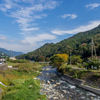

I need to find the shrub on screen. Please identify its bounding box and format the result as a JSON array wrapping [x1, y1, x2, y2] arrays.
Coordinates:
[[7, 59, 29, 63], [77, 63, 82, 68]]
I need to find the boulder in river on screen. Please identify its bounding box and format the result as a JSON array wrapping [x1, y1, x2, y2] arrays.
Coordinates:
[[50, 79, 54, 82], [47, 80, 50, 84], [56, 82, 61, 85]]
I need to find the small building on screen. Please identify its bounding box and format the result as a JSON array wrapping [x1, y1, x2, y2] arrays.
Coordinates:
[[9, 57, 16, 60]]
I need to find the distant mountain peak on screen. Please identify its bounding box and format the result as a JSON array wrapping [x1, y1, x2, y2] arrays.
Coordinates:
[[0, 47, 24, 56]]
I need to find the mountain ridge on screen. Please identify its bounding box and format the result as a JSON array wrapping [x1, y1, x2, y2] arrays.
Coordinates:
[[18, 25, 100, 61], [0, 47, 24, 57]]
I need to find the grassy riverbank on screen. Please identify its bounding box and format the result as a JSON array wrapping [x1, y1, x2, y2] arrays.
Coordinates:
[[58, 64, 100, 89], [0, 61, 46, 100]]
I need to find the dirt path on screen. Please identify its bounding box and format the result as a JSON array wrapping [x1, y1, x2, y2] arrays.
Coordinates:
[[71, 66, 86, 70]]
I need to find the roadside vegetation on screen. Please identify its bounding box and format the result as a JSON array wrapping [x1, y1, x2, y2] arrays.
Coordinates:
[[0, 60, 46, 100]]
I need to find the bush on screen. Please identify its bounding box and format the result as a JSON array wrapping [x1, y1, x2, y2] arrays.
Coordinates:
[[83, 62, 87, 67], [58, 64, 72, 73], [69, 55, 83, 65], [77, 63, 83, 68], [7, 59, 29, 63]]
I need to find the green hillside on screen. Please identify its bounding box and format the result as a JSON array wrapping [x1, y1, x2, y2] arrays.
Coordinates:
[[18, 25, 100, 61]]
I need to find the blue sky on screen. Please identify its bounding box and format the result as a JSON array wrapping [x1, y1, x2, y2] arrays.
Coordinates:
[[0, 0, 100, 53]]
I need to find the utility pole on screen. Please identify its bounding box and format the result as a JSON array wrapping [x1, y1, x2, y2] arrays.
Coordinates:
[[70, 51, 71, 67], [91, 38, 97, 59], [93, 40, 97, 59], [11, 50, 12, 57], [92, 38, 93, 59]]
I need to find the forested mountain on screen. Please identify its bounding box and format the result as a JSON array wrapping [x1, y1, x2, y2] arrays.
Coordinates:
[[18, 25, 100, 61], [0, 48, 24, 57]]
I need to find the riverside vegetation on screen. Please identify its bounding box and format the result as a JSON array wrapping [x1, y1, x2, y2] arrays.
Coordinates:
[[0, 59, 46, 100], [50, 54, 100, 89], [58, 64, 100, 88]]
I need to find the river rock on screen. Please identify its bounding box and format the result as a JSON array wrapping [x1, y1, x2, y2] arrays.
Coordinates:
[[56, 82, 61, 85], [47, 80, 50, 84], [53, 97, 58, 99], [46, 73, 49, 75], [62, 90, 67, 93], [50, 79, 54, 82], [90, 97, 94, 100], [34, 78, 40, 80]]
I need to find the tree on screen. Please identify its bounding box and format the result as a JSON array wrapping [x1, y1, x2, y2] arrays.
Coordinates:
[[50, 55, 65, 68], [37, 56, 45, 62], [56, 54, 69, 62], [50, 54, 68, 68], [45, 57, 50, 62], [70, 55, 83, 65]]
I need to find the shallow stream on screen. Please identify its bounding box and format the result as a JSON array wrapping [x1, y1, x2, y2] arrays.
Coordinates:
[[37, 66, 100, 100]]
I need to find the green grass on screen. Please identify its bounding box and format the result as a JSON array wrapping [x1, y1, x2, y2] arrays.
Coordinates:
[[0, 62, 46, 100], [2, 79, 46, 100], [7, 61, 20, 66]]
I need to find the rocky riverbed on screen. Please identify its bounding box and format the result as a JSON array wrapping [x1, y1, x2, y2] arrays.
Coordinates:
[[37, 66, 100, 100]]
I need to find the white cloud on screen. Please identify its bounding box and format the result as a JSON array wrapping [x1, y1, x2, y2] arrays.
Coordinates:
[[19, 40, 30, 45], [85, 3, 100, 10], [0, 36, 7, 41], [0, 33, 57, 53], [61, 13, 77, 19], [0, 0, 59, 30], [51, 20, 100, 35], [21, 27, 39, 31], [10, 40, 14, 42], [0, 0, 18, 12], [0, 0, 59, 53], [25, 34, 56, 44], [44, 1, 59, 9], [0, 5, 7, 12]]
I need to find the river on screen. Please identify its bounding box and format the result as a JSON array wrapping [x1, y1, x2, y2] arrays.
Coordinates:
[[37, 66, 100, 100]]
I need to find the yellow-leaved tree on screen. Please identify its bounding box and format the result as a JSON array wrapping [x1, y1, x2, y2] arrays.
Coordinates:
[[50, 54, 69, 68], [56, 54, 69, 62]]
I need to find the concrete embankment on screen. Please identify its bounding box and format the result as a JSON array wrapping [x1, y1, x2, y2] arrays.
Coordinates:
[[0, 63, 8, 70], [61, 74, 100, 96]]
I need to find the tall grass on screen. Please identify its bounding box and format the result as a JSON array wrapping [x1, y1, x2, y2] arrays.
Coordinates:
[[2, 79, 46, 100], [0, 62, 46, 100]]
